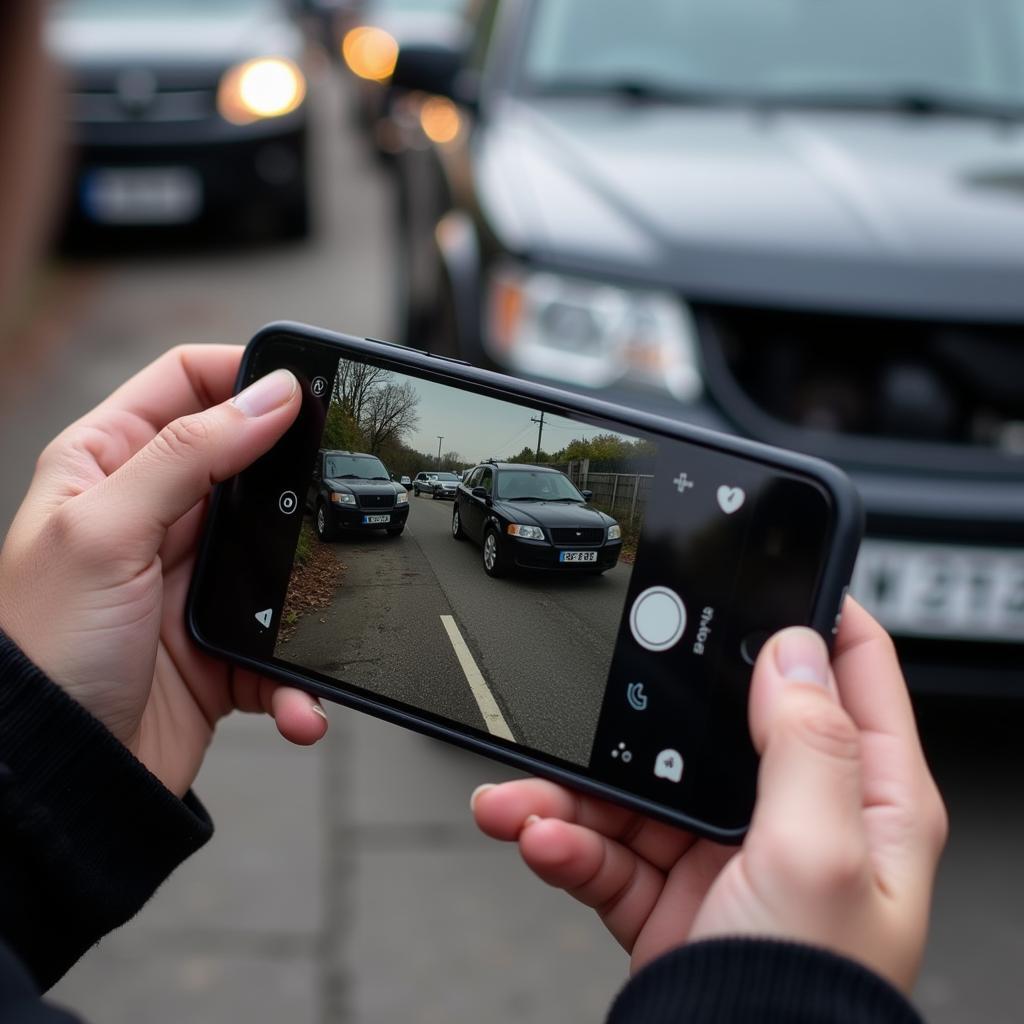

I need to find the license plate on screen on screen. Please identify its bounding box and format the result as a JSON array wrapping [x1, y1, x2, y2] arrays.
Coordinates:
[[560, 550, 598, 563], [81, 167, 202, 225], [363, 514, 391, 524], [850, 539, 1024, 642]]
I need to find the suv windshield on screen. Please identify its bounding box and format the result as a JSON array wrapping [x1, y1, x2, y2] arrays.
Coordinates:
[[522, 0, 1024, 110], [435, 473, 460, 481], [325, 455, 390, 480], [496, 469, 585, 502]]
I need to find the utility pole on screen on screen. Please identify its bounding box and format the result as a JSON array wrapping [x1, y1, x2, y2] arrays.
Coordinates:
[[531, 412, 545, 461], [437, 435, 444, 468]]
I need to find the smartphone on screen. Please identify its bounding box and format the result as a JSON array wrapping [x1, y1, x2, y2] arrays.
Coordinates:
[[187, 323, 863, 841]]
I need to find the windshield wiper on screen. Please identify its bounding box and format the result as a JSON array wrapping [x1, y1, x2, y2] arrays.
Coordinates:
[[534, 77, 735, 106], [755, 88, 1024, 122]]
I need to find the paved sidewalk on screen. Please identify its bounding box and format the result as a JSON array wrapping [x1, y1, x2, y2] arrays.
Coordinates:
[[48, 711, 625, 1024]]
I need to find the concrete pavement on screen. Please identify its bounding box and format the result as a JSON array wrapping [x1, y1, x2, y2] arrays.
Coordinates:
[[284, 494, 628, 764]]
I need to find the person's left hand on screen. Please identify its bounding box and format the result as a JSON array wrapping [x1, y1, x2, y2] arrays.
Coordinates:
[[0, 345, 327, 798]]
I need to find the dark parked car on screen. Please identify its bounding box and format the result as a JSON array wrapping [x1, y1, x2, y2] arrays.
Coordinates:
[[452, 462, 621, 578], [393, 0, 1024, 691], [48, 0, 313, 239], [308, 450, 410, 539]]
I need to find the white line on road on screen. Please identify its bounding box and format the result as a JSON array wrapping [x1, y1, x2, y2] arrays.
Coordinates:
[[439, 615, 516, 742]]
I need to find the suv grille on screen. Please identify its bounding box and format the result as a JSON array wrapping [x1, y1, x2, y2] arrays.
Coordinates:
[[67, 68, 221, 125], [697, 304, 1024, 472], [358, 494, 395, 510], [550, 527, 605, 546]]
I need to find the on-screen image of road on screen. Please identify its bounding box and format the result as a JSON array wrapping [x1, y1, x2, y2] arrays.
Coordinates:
[[274, 358, 653, 766]]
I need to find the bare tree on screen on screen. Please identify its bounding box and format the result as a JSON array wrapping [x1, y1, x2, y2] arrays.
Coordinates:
[[325, 359, 420, 455]]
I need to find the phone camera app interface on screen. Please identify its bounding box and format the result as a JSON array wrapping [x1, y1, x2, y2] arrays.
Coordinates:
[[272, 355, 655, 767], [267, 352, 829, 824]]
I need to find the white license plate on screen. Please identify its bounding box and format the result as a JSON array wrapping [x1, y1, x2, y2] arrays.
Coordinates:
[[850, 539, 1024, 642], [363, 514, 391, 524], [560, 550, 598, 563], [82, 167, 202, 225]]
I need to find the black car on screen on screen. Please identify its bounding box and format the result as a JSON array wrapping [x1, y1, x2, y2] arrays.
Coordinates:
[[391, 0, 1024, 693], [308, 450, 410, 540], [452, 463, 622, 578], [48, 0, 313, 239]]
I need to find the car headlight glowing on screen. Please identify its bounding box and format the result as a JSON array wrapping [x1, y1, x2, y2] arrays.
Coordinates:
[[486, 265, 702, 402], [607, 524, 622, 540], [218, 57, 306, 125], [420, 96, 461, 144], [342, 25, 399, 82], [507, 523, 545, 541], [330, 492, 357, 506], [396, 491, 409, 505]]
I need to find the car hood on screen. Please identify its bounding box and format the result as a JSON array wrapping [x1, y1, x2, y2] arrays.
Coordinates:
[[47, 3, 303, 66], [496, 500, 612, 529], [481, 97, 1024, 319], [328, 480, 400, 494]]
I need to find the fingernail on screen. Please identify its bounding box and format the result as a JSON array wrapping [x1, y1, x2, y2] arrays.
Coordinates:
[[523, 814, 541, 829], [470, 783, 495, 812], [231, 369, 297, 418], [774, 627, 829, 687], [310, 703, 328, 723]]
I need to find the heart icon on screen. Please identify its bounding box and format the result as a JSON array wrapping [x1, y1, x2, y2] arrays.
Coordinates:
[[716, 485, 745, 515]]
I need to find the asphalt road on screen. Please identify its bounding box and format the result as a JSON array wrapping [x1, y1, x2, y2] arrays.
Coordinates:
[[282, 494, 631, 765], [0, 62, 1022, 1024]]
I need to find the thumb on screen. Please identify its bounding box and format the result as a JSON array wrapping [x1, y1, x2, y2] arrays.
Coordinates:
[[746, 627, 869, 878], [78, 368, 300, 558]]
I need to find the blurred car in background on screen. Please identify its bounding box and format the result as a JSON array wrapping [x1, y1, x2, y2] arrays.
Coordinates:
[[49, 0, 315, 239], [336, 0, 468, 155], [392, 0, 1024, 693]]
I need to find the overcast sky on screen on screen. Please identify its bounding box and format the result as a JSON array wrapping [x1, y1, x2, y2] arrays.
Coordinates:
[[387, 366, 638, 462]]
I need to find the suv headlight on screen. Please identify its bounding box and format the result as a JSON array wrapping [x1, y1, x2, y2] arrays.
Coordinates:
[[330, 492, 357, 506], [486, 265, 702, 402], [396, 491, 409, 505], [507, 523, 545, 541], [607, 524, 622, 540], [217, 56, 306, 126]]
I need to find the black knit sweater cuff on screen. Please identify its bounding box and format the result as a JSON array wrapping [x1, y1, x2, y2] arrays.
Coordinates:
[[0, 630, 213, 989], [608, 937, 924, 1024]]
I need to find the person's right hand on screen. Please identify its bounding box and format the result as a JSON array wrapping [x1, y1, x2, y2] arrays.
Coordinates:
[[473, 600, 948, 994]]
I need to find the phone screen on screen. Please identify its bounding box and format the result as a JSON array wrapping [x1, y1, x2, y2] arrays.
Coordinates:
[[192, 333, 840, 834]]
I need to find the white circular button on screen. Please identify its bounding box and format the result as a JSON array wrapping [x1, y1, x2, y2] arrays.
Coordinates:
[[629, 586, 687, 652], [279, 490, 298, 514]]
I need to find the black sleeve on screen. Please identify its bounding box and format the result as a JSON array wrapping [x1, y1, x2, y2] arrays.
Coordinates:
[[0, 941, 83, 1024], [608, 938, 925, 1024], [0, 631, 214, 991]]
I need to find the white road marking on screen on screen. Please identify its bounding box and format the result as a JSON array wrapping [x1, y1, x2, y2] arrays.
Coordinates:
[[440, 615, 516, 742]]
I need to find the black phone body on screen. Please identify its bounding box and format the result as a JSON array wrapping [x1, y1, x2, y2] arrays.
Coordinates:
[[188, 323, 863, 842]]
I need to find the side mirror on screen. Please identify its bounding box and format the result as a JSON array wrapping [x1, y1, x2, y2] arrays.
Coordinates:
[[582, 489, 594, 501], [390, 41, 466, 100], [471, 486, 488, 499]]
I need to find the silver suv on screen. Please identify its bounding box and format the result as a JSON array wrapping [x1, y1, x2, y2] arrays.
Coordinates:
[[413, 471, 460, 499]]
